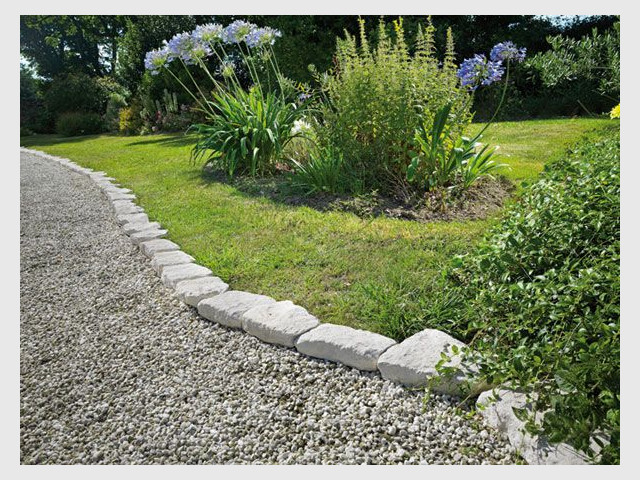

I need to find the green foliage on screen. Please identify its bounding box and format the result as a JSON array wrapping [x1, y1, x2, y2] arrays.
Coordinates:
[[104, 93, 127, 132], [451, 127, 620, 464], [44, 73, 103, 118], [288, 145, 352, 195], [55, 111, 103, 137], [43, 72, 128, 121], [191, 86, 305, 176], [407, 103, 507, 192], [20, 65, 53, 133], [20, 15, 126, 78], [317, 18, 471, 194], [527, 24, 619, 102]]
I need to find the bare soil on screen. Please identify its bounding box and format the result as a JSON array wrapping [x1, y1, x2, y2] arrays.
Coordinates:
[[202, 168, 515, 223]]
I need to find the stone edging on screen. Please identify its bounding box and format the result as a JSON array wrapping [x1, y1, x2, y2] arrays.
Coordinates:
[[20, 147, 593, 465]]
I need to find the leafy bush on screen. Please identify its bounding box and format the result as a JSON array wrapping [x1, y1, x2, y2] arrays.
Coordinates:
[[44, 73, 127, 120], [104, 93, 128, 132], [451, 127, 620, 464], [20, 66, 53, 133], [56, 111, 103, 137], [316, 18, 471, 194]]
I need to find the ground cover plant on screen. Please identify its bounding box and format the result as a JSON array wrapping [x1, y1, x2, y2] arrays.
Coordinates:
[[448, 125, 620, 464]]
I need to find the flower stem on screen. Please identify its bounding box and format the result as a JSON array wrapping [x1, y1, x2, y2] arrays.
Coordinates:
[[471, 60, 510, 142]]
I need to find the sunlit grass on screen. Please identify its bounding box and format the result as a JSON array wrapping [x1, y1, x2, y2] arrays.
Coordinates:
[[21, 117, 610, 337]]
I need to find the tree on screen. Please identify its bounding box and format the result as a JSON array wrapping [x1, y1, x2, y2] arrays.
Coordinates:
[[20, 15, 126, 79]]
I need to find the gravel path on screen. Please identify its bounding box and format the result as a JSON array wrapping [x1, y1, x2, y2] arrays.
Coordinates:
[[19, 151, 518, 465]]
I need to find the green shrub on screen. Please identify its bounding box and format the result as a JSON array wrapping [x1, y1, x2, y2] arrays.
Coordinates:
[[451, 127, 620, 464], [56, 111, 103, 137], [104, 93, 128, 132], [316, 18, 471, 194], [44, 73, 103, 118]]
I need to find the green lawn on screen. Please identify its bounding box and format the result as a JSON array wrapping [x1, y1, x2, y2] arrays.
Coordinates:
[[20, 117, 611, 339]]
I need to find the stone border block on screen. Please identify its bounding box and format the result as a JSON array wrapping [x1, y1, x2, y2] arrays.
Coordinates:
[[377, 329, 489, 396], [129, 228, 168, 245], [294, 324, 395, 371], [150, 250, 195, 274], [116, 212, 149, 226], [197, 291, 275, 329], [175, 276, 229, 307], [122, 221, 161, 235], [161, 263, 212, 288], [113, 201, 143, 216], [242, 300, 320, 348], [139, 238, 181, 258], [476, 388, 594, 465], [107, 192, 136, 201]]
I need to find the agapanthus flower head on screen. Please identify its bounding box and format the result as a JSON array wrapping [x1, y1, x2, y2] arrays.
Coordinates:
[[457, 54, 505, 91], [291, 119, 313, 135], [490, 41, 526, 63], [144, 47, 171, 75], [193, 23, 224, 44], [221, 20, 257, 44], [298, 92, 312, 103], [166, 31, 211, 65], [245, 27, 282, 48], [219, 58, 236, 79]]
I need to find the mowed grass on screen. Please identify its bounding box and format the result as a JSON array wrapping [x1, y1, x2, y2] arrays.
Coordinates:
[[469, 117, 611, 183], [20, 117, 611, 339]]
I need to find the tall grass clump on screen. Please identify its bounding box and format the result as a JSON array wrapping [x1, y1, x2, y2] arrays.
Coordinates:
[[313, 18, 471, 194]]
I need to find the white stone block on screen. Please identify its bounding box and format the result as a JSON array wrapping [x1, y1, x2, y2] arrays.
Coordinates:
[[122, 221, 161, 235], [242, 301, 320, 348], [116, 212, 149, 226], [113, 201, 143, 215], [477, 388, 596, 465], [197, 291, 275, 328], [377, 329, 488, 396], [175, 276, 229, 307], [295, 324, 395, 371], [129, 228, 167, 245], [139, 239, 180, 257], [161, 263, 212, 288], [150, 250, 195, 274]]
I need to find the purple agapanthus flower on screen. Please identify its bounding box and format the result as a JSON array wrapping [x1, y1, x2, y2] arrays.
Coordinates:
[[490, 41, 526, 63], [245, 27, 282, 48], [144, 47, 171, 75], [166, 31, 212, 65], [298, 92, 312, 102], [221, 20, 257, 44], [457, 54, 505, 90], [193, 23, 224, 44]]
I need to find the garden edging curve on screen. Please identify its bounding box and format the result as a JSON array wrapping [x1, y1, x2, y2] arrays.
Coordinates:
[[20, 147, 593, 465]]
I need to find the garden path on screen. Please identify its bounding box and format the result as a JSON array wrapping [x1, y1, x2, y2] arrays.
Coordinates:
[[19, 151, 517, 465]]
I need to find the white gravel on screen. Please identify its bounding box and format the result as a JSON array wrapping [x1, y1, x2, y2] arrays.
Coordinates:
[[19, 151, 519, 465]]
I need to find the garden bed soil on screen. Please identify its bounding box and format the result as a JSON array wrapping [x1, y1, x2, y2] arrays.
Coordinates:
[[202, 168, 515, 223]]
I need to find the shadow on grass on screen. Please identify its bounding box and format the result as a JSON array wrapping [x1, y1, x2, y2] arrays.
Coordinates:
[[124, 133, 197, 148], [20, 133, 106, 147], [197, 165, 514, 223]]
